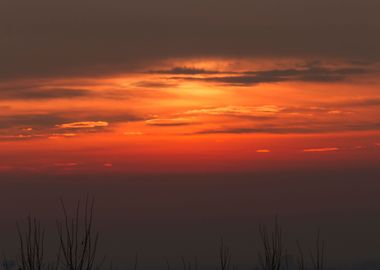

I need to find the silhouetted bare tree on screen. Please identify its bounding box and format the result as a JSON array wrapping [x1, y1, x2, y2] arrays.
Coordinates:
[[296, 241, 306, 270], [17, 216, 45, 270], [310, 231, 325, 270], [258, 217, 285, 270], [219, 237, 231, 270], [57, 197, 102, 270], [180, 256, 198, 270]]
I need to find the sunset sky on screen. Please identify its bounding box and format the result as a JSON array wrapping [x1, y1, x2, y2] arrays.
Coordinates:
[[1, 60, 380, 174], [1, 0, 380, 174], [1, 0, 380, 268], [1, 55, 380, 173]]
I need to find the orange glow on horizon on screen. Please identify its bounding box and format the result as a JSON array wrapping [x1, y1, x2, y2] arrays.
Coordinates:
[[0, 58, 379, 174]]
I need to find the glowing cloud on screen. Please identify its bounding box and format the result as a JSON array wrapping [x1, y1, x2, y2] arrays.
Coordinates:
[[0, 134, 34, 140], [183, 105, 282, 116], [303, 147, 339, 152], [145, 118, 194, 126], [57, 121, 109, 129], [256, 149, 271, 153], [327, 110, 343, 115], [48, 133, 77, 140]]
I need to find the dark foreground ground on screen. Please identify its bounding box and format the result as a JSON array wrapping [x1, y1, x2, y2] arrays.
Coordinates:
[[1, 167, 380, 270]]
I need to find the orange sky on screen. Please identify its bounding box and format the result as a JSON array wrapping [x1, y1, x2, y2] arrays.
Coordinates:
[[1, 58, 379, 174]]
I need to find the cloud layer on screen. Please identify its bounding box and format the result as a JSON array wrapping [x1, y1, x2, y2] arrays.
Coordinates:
[[1, 0, 380, 79], [158, 65, 369, 86]]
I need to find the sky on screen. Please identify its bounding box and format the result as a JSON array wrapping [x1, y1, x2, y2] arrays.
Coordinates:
[[0, 56, 379, 173], [1, 0, 380, 268]]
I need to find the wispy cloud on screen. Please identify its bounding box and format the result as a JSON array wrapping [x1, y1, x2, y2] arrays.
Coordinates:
[[185, 75, 285, 85], [47, 133, 77, 139], [0, 110, 146, 141], [150, 67, 221, 75], [56, 121, 109, 129], [0, 134, 36, 141], [0, 83, 93, 100], [302, 147, 339, 152], [133, 81, 178, 88], [183, 105, 282, 117], [192, 121, 380, 135], [194, 127, 314, 135], [256, 149, 271, 153], [145, 117, 195, 126], [161, 65, 369, 86], [0, 114, 64, 129]]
